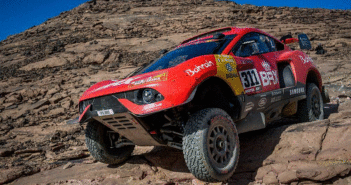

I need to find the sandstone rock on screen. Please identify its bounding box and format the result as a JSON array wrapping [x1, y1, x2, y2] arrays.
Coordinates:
[[47, 108, 65, 117], [5, 104, 18, 110], [49, 94, 66, 104], [103, 52, 121, 67], [0, 98, 5, 104], [83, 52, 108, 64], [19, 88, 40, 99], [47, 88, 60, 96], [62, 162, 75, 169], [5, 93, 21, 103], [29, 99, 50, 110], [192, 179, 221, 185], [61, 99, 72, 110], [277, 170, 298, 184], [14, 148, 43, 155], [263, 120, 330, 164], [57, 148, 89, 160], [45, 151, 56, 160], [0, 167, 24, 184], [12, 117, 27, 128], [20, 56, 68, 71], [262, 171, 279, 185], [0, 148, 14, 157]]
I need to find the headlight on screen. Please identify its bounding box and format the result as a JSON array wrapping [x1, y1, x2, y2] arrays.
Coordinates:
[[142, 89, 154, 103], [124, 88, 164, 105]]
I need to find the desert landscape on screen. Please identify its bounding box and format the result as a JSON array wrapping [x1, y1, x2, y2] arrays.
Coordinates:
[[0, 0, 351, 184]]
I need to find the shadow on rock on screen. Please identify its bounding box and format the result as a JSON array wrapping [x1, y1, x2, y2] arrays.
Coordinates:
[[235, 125, 288, 173]]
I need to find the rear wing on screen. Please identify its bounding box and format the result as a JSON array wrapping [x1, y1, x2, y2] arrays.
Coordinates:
[[280, 33, 311, 50]]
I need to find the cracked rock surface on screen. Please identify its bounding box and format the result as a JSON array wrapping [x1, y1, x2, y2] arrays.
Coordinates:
[[0, 0, 351, 184]]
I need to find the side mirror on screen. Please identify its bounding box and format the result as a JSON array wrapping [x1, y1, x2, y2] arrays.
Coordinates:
[[298, 34, 312, 50]]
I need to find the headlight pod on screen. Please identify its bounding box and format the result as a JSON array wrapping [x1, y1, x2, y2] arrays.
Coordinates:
[[124, 88, 164, 105]]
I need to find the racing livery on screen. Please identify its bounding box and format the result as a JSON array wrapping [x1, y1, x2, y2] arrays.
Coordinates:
[[78, 27, 329, 182]]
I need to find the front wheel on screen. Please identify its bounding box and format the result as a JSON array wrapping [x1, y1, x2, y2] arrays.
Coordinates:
[[297, 83, 324, 122], [182, 108, 239, 182], [85, 121, 135, 164]]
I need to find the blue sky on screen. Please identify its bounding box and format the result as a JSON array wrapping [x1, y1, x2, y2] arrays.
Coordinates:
[[0, 0, 87, 41], [0, 0, 350, 42]]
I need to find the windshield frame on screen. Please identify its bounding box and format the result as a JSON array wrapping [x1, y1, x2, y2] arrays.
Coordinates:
[[129, 34, 237, 77]]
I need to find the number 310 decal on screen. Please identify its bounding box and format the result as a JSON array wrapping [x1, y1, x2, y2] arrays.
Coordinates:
[[239, 69, 261, 89]]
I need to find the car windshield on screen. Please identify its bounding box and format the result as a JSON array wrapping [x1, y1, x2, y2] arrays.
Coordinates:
[[134, 35, 236, 75]]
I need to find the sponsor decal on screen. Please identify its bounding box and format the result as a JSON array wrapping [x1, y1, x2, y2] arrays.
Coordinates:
[[97, 109, 114, 116], [258, 98, 267, 107], [239, 69, 261, 90], [129, 73, 168, 87], [226, 73, 239, 78], [225, 63, 234, 72], [185, 61, 214, 76], [244, 87, 255, 94], [256, 86, 262, 91], [261, 61, 271, 71], [92, 77, 141, 92], [271, 96, 282, 103], [259, 70, 279, 86], [271, 90, 283, 96], [241, 59, 253, 64], [143, 102, 162, 111], [245, 102, 254, 112], [299, 55, 313, 64], [290, 87, 305, 95], [216, 55, 235, 63]]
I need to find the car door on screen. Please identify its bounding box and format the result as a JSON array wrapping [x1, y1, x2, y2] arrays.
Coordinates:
[[230, 32, 280, 94]]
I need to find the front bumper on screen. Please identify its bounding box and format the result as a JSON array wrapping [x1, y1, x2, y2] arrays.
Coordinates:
[[79, 94, 128, 123], [79, 94, 163, 146], [94, 113, 161, 146]]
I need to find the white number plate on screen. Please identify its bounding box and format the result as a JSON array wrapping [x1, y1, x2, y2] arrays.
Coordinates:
[[239, 69, 261, 89], [97, 109, 114, 116]]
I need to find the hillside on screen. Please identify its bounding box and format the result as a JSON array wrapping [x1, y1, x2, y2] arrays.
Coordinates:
[[1, 0, 351, 184]]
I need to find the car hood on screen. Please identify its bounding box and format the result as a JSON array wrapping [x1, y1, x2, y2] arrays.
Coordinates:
[[79, 70, 169, 102]]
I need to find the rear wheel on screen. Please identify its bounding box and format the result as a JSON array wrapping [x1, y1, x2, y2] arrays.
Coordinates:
[[85, 121, 135, 164], [279, 65, 295, 88], [182, 108, 239, 182], [297, 83, 324, 122]]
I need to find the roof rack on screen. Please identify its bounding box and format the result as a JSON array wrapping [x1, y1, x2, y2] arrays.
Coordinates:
[[181, 27, 232, 44]]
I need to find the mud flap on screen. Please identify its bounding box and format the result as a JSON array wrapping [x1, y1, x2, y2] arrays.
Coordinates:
[[236, 112, 266, 134], [322, 86, 330, 103]]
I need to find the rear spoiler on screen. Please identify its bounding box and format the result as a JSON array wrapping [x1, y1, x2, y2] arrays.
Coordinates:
[[280, 33, 312, 50]]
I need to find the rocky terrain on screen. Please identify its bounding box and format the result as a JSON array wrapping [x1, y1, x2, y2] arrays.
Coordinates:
[[0, 0, 351, 184]]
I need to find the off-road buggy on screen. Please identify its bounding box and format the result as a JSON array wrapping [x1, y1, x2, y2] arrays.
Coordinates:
[[78, 27, 329, 182]]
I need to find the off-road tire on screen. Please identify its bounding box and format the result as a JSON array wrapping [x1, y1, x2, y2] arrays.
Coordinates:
[[85, 121, 135, 164], [279, 65, 295, 88], [182, 108, 239, 182], [297, 83, 324, 122]]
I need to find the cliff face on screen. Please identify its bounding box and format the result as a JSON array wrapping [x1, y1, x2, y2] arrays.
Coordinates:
[[0, 0, 351, 184]]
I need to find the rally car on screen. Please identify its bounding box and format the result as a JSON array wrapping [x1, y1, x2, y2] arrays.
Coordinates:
[[78, 27, 329, 182]]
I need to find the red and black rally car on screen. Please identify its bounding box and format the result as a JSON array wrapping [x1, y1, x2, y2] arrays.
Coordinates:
[[78, 27, 329, 182]]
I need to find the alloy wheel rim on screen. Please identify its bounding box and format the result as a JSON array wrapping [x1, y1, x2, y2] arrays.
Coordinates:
[[208, 125, 234, 167]]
